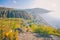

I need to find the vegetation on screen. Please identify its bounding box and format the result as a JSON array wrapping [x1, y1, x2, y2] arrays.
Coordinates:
[[30, 24, 60, 37], [0, 18, 60, 40], [0, 18, 20, 40]]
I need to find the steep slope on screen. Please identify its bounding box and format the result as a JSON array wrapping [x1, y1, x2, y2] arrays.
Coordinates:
[[0, 7, 32, 19]]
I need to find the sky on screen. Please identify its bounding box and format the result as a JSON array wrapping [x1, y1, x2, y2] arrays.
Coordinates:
[[0, 0, 60, 18], [0, 0, 34, 9]]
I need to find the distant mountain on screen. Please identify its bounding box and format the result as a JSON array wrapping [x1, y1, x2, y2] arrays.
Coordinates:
[[25, 8, 50, 14]]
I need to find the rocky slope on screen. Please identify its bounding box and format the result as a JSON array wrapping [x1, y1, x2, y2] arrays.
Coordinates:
[[19, 32, 60, 40]]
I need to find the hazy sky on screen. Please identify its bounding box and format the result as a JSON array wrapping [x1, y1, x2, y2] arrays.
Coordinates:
[[0, 0, 60, 18]]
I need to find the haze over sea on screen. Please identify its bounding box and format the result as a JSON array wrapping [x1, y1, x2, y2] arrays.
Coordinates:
[[0, 0, 60, 28]]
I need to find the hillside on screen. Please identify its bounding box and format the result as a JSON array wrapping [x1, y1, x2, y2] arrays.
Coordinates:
[[0, 18, 60, 40], [0, 7, 50, 25], [0, 7, 32, 19]]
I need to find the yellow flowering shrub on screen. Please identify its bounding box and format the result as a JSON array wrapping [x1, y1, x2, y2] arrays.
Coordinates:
[[0, 18, 20, 40]]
